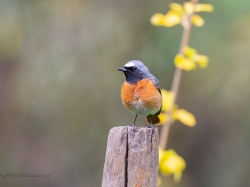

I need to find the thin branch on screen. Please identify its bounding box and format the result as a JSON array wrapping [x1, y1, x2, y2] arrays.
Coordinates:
[[159, 2, 196, 149]]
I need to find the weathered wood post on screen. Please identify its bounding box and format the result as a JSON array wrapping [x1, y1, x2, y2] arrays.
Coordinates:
[[102, 126, 159, 187]]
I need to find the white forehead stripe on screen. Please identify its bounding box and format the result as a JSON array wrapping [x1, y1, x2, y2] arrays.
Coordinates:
[[124, 61, 135, 67]]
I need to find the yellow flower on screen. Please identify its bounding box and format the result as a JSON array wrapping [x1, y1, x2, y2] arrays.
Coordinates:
[[169, 3, 183, 14], [183, 2, 194, 15], [173, 109, 196, 127], [193, 54, 209, 68], [158, 89, 196, 127], [159, 149, 186, 182], [191, 14, 204, 27], [161, 89, 175, 111], [157, 89, 174, 125], [174, 54, 196, 71], [158, 113, 168, 124], [195, 4, 214, 12], [184, 46, 197, 58], [150, 13, 166, 26], [164, 10, 182, 27], [175, 46, 209, 71], [150, 2, 214, 28]]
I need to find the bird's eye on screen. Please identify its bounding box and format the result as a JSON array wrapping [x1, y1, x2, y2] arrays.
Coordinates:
[[132, 66, 137, 71]]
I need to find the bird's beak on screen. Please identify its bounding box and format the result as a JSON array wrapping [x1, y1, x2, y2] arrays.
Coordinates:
[[117, 67, 127, 72]]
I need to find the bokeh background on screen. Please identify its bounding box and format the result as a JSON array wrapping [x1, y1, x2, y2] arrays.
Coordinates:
[[0, 0, 250, 186]]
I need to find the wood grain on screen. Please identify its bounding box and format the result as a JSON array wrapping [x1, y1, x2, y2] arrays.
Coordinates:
[[102, 126, 159, 187]]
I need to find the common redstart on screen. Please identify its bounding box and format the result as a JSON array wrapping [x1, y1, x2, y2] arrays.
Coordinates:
[[117, 60, 162, 128]]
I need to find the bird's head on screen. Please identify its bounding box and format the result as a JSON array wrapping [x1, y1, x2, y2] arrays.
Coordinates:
[[117, 60, 150, 84]]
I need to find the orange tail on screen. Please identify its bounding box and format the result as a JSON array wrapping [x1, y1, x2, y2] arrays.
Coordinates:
[[146, 114, 160, 124]]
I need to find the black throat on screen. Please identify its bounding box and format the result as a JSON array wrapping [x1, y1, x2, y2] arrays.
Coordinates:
[[124, 71, 146, 84]]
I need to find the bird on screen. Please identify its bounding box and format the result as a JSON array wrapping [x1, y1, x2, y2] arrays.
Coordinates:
[[117, 60, 162, 128]]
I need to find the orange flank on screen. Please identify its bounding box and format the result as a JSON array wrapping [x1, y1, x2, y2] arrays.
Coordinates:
[[121, 79, 162, 116]]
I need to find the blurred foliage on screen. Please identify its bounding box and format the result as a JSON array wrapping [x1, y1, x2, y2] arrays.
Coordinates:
[[151, 2, 213, 28], [175, 46, 209, 70], [153, 1, 211, 183], [159, 147, 186, 182], [0, 0, 250, 187], [159, 89, 196, 127]]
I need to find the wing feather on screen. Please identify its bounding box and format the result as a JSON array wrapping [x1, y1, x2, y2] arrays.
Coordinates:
[[149, 74, 162, 115]]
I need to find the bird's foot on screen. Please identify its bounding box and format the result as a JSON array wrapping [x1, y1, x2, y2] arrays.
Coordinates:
[[130, 123, 136, 127], [147, 124, 153, 128]]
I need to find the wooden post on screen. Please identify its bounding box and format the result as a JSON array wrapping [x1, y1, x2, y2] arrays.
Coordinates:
[[102, 126, 159, 187]]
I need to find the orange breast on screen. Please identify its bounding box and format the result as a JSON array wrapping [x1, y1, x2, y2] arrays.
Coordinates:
[[121, 79, 162, 115]]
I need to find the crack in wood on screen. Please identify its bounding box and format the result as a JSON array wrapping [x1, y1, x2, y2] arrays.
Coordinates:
[[125, 127, 128, 187], [102, 126, 159, 187]]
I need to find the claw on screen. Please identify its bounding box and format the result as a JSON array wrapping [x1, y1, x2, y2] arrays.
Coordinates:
[[132, 114, 138, 127], [147, 124, 153, 128]]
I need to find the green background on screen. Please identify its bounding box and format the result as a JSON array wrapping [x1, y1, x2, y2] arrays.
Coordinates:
[[0, 0, 249, 186]]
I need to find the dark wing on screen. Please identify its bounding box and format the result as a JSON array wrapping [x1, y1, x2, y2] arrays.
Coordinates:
[[149, 74, 162, 115], [149, 74, 161, 95]]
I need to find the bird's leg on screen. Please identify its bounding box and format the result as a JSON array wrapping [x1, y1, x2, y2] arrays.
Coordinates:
[[147, 115, 153, 128], [131, 114, 138, 127]]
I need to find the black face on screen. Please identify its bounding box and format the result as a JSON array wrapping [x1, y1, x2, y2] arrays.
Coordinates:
[[117, 65, 147, 84]]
